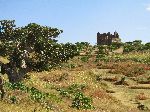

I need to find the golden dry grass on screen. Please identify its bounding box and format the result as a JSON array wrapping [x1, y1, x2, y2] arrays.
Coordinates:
[[0, 55, 150, 112]]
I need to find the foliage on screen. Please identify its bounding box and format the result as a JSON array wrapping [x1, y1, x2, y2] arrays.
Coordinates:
[[95, 45, 108, 62], [108, 42, 123, 51], [56, 84, 86, 97], [10, 96, 17, 104], [56, 84, 93, 110], [71, 92, 93, 110], [80, 47, 93, 62], [75, 42, 90, 52], [68, 63, 77, 69], [123, 42, 136, 53], [144, 42, 150, 50], [96, 46, 150, 64], [4, 82, 29, 91], [0, 20, 61, 56], [4, 82, 61, 103], [3, 81, 62, 111], [80, 56, 89, 62], [123, 40, 150, 53], [0, 20, 79, 83], [30, 87, 46, 102]]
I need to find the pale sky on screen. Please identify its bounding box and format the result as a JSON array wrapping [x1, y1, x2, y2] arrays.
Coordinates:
[[0, 0, 150, 44]]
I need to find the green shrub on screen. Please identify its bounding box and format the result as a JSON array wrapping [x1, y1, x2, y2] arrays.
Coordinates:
[[81, 56, 89, 62], [10, 96, 17, 104], [72, 92, 93, 110]]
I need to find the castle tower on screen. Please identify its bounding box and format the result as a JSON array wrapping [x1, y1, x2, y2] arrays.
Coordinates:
[[97, 31, 121, 45], [97, 32, 101, 45], [114, 31, 119, 38]]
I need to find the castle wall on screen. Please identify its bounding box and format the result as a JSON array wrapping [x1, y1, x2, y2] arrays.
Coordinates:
[[97, 32, 120, 45]]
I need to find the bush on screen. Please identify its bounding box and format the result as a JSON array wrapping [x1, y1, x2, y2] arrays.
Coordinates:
[[72, 92, 93, 110], [56, 84, 93, 110], [80, 56, 89, 62], [10, 96, 17, 104]]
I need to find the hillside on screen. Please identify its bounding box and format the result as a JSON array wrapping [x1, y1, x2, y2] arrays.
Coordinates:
[[0, 50, 150, 112]]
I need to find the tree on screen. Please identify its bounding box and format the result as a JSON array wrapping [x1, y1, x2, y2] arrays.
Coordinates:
[[0, 20, 78, 83], [75, 42, 90, 52], [144, 42, 150, 50]]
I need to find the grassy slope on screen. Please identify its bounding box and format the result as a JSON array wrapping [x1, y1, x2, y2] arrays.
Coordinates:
[[0, 54, 150, 112]]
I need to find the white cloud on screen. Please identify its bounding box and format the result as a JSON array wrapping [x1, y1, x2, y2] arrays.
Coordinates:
[[146, 4, 150, 11], [146, 6, 150, 11]]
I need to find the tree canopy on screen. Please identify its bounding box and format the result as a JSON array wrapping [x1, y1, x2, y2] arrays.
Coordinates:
[[0, 20, 79, 83]]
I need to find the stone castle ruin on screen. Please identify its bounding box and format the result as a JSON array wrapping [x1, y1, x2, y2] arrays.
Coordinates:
[[97, 31, 121, 45]]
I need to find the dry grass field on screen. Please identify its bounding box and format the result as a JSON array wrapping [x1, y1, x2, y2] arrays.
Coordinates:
[[0, 52, 150, 112]]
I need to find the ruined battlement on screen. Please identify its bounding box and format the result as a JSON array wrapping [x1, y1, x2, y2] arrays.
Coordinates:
[[97, 31, 121, 45]]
